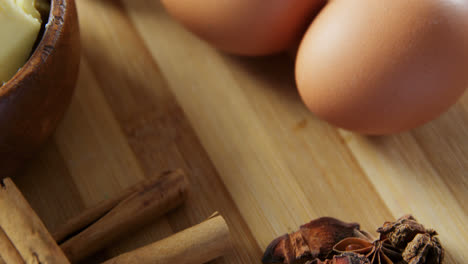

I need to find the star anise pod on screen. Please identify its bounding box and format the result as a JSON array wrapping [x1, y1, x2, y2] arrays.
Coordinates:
[[402, 232, 444, 264], [333, 236, 403, 264], [306, 252, 370, 264], [377, 215, 427, 249], [262, 217, 366, 264]]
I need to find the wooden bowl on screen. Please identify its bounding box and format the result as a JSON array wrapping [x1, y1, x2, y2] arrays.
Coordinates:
[[0, 0, 80, 177]]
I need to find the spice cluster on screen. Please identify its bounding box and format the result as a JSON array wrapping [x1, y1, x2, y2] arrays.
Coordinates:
[[262, 215, 443, 264]]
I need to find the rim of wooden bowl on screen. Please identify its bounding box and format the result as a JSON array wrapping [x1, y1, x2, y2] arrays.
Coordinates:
[[0, 0, 66, 97]]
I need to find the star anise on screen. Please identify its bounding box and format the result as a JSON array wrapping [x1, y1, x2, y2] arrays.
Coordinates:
[[376, 214, 444, 264], [402, 232, 444, 264], [333, 237, 403, 264], [377, 215, 427, 250], [262, 217, 366, 264]]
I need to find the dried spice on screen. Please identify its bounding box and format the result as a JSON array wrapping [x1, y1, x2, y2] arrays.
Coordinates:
[[377, 215, 427, 249], [262, 217, 366, 264], [333, 237, 402, 264], [263, 215, 444, 264], [402, 232, 444, 264], [306, 252, 370, 264]]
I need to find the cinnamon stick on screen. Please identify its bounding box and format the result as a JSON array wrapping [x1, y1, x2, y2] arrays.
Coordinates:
[[53, 169, 186, 244], [0, 178, 70, 263], [0, 227, 24, 264], [59, 170, 189, 263], [102, 213, 232, 264]]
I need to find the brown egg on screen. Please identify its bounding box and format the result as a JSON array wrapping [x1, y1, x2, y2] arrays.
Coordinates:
[[296, 0, 468, 134], [161, 0, 325, 56]]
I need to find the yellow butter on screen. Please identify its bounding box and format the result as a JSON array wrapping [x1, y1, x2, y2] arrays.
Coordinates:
[[16, 0, 42, 20], [0, 0, 41, 84]]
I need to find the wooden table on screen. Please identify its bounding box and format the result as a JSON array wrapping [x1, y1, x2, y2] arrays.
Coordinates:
[[15, 0, 468, 263]]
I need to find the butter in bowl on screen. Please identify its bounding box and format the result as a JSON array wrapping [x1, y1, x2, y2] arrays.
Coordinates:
[[0, 0, 80, 177], [0, 0, 46, 84]]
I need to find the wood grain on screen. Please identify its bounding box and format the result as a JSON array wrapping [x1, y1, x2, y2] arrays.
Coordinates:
[[14, 0, 468, 263]]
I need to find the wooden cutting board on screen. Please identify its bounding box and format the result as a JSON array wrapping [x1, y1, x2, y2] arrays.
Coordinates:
[[14, 0, 468, 263]]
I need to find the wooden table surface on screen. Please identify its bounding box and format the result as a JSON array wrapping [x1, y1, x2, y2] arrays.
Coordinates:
[[15, 0, 468, 263]]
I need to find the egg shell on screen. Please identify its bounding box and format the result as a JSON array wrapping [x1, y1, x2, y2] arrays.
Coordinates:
[[161, 0, 326, 56], [296, 0, 468, 134]]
